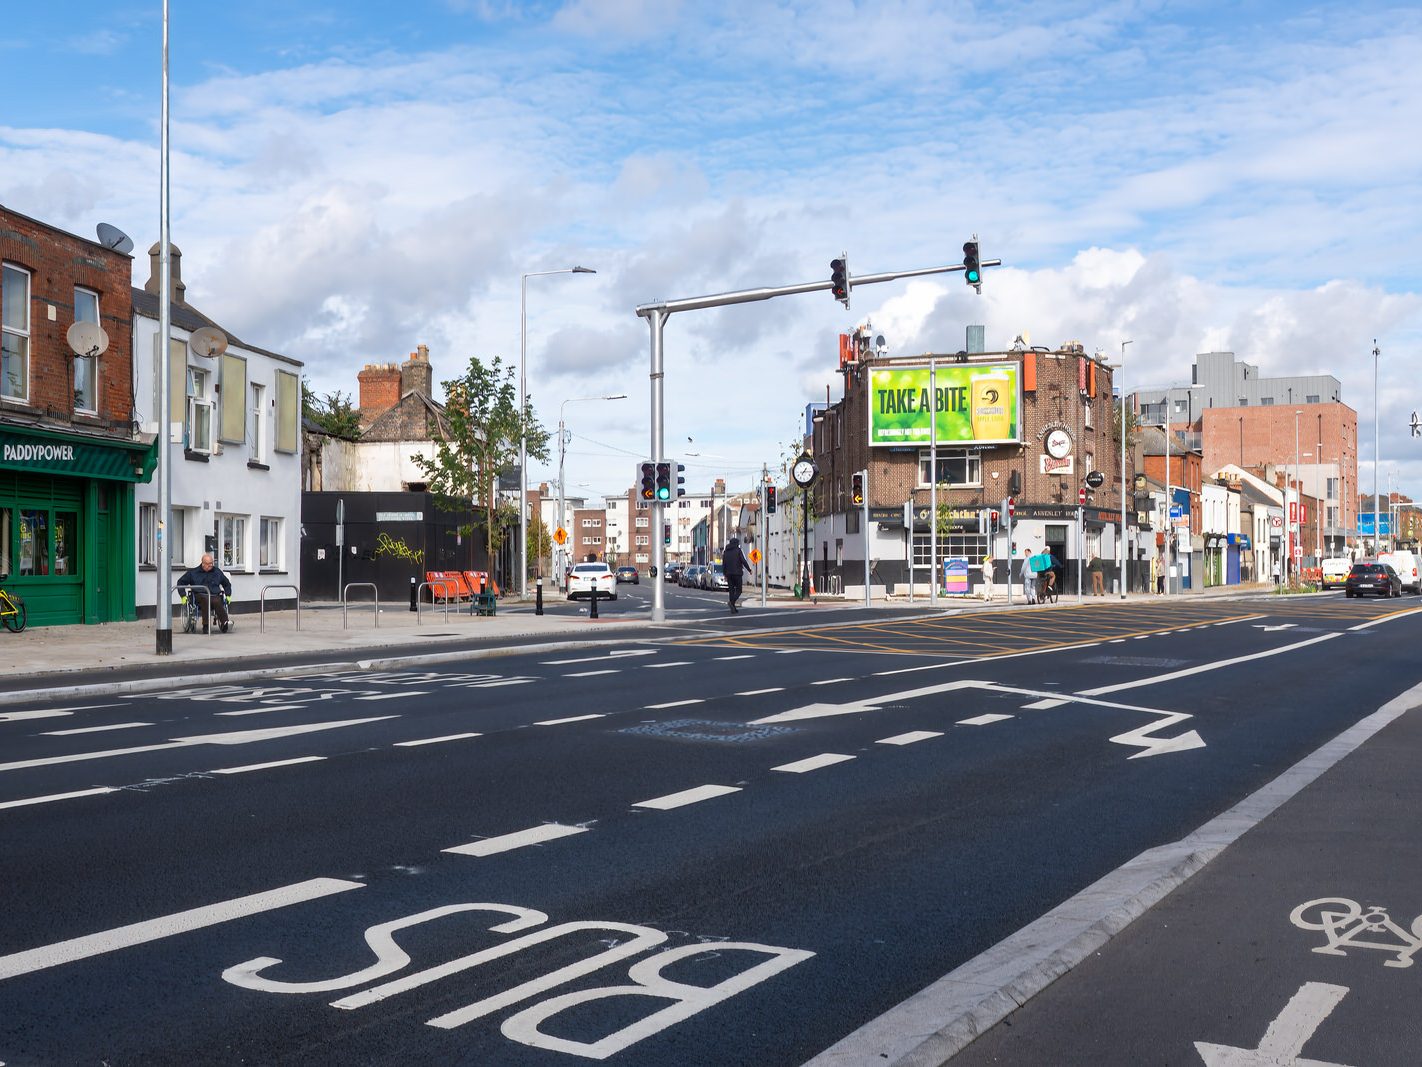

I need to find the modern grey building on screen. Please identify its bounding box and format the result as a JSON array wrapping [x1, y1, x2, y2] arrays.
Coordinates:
[[1134, 351, 1342, 427]]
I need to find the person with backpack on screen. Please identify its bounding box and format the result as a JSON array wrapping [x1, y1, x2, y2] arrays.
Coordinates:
[[722, 536, 754, 613]]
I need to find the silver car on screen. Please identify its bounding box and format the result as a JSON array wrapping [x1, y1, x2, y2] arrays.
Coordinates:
[[703, 563, 727, 590]]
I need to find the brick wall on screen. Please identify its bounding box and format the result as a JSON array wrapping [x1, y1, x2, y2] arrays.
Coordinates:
[[572, 506, 604, 562], [357, 362, 401, 423], [0, 206, 135, 428]]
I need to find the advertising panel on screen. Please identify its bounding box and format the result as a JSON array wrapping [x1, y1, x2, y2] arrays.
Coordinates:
[[867, 363, 1020, 447]]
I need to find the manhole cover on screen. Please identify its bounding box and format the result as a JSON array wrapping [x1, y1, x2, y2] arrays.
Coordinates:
[[620, 718, 799, 744]]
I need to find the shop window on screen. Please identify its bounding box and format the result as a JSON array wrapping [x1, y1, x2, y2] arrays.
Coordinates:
[[139, 503, 157, 566], [19, 510, 47, 575], [186, 367, 215, 453], [259, 517, 281, 569], [912, 532, 987, 566], [218, 513, 246, 570], [53, 512, 76, 575], [73, 287, 100, 414], [2, 263, 30, 402], [917, 449, 982, 487], [0, 507, 10, 574]]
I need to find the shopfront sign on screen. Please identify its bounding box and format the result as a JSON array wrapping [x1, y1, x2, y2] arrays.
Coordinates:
[[0, 427, 155, 482], [867, 363, 1020, 447]]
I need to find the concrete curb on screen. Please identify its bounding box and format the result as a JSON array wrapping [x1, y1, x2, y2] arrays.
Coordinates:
[[804, 675, 1422, 1067]]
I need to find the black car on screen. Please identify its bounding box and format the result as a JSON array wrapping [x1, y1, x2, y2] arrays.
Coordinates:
[[1345, 562, 1401, 598], [663, 562, 684, 583]]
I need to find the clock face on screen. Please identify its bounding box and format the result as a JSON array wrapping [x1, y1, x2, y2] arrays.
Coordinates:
[[1045, 428, 1073, 460], [792, 457, 818, 487]]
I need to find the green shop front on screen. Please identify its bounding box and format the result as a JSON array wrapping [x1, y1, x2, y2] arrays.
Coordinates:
[[0, 426, 155, 626]]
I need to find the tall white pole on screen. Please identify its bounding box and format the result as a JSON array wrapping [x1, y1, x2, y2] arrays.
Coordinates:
[[155, 0, 173, 655], [1294, 409, 1302, 581], [556, 410, 566, 581], [1165, 414, 1172, 595], [863, 468, 870, 608], [1119, 341, 1132, 597], [518, 274, 527, 596], [1373, 340, 1380, 556], [929, 359, 938, 607]]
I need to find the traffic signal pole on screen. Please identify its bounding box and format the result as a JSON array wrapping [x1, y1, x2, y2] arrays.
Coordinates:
[[636, 254, 1000, 621]]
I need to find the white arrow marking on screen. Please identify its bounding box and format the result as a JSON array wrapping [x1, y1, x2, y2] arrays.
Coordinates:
[[0, 717, 397, 773], [1195, 981, 1352, 1066], [1109, 711, 1207, 758], [1253, 623, 1297, 632]]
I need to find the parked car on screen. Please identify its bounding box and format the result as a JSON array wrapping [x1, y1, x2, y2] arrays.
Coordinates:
[[567, 562, 616, 601], [680, 565, 705, 588], [1345, 561, 1401, 598], [615, 565, 639, 584], [1378, 550, 1421, 593], [705, 563, 728, 590], [663, 562, 684, 583], [1320, 557, 1353, 590]]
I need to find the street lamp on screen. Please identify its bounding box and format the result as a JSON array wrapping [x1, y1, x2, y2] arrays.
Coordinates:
[[519, 266, 595, 597], [1373, 340, 1380, 557], [1119, 341, 1132, 597], [556, 393, 625, 579]]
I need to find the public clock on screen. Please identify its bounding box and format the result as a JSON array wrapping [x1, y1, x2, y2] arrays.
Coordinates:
[[791, 454, 819, 488], [1044, 428, 1073, 460]]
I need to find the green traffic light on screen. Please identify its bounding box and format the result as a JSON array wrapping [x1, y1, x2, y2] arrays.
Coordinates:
[[657, 488, 670, 500], [966, 269, 980, 283]]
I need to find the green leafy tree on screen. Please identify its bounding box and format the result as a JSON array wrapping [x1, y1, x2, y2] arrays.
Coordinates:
[[527, 514, 553, 578], [302, 381, 363, 439], [413, 355, 550, 567]]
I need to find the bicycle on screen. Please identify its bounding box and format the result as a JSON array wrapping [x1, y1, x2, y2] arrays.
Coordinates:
[[1040, 571, 1059, 605], [0, 573, 27, 633]]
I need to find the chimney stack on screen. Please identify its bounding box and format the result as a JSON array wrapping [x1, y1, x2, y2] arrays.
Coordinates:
[[357, 362, 401, 425], [144, 241, 187, 305], [401, 344, 433, 398]]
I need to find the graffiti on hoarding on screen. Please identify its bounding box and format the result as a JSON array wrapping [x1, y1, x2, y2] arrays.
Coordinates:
[[373, 532, 423, 567]]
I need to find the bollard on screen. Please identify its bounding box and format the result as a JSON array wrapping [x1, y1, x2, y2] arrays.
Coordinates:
[[409, 576, 417, 612], [589, 590, 599, 620], [535, 577, 544, 616]]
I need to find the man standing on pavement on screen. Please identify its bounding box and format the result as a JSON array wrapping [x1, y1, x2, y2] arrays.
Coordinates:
[[1089, 553, 1105, 596], [722, 536, 754, 613], [981, 549, 994, 601], [1017, 542, 1037, 604]]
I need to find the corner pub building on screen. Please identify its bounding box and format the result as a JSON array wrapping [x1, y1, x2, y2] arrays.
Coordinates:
[[806, 337, 1137, 597], [1, 206, 154, 625]]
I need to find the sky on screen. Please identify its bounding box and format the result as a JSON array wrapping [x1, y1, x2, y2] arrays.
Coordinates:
[[4, 0, 1420, 505]]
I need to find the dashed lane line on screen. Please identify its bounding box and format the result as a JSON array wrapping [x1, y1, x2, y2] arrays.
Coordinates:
[[737, 688, 785, 696], [443, 823, 587, 857], [957, 713, 1014, 726], [216, 704, 306, 717], [877, 731, 943, 746], [633, 784, 741, 810], [0, 710, 71, 723], [812, 678, 855, 685], [772, 753, 856, 773], [393, 732, 483, 747], [42, 722, 152, 735], [210, 756, 326, 775], [0, 786, 118, 811], [534, 714, 605, 726], [645, 699, 704, 709], [644, 661, 693, 669], [714, 655, 756, 661], [563, 670, 620, 677]]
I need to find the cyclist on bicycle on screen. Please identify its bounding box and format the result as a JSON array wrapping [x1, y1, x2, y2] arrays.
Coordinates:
[[177, 553, 233, 633]]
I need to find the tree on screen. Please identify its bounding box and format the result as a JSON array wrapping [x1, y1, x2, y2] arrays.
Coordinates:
[[302, 382, 363, 439], [412, 355, 550, 569], [527, 513, 553, 578]]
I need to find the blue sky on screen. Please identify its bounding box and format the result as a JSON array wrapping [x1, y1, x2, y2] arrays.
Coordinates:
[[4, 1, 1420, 501]]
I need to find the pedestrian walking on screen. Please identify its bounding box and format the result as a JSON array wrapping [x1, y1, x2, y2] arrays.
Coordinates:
[[981, 550, 994, 601], [1018, 543, 1037, 604], [1088, 553, 1105, 596], [722, 536, 754, 613]]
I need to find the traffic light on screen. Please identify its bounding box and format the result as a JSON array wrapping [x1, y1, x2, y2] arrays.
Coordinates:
[[655, 462, 672, 501], [830, 255, 850, 309], [766, 486, 777, 514], [850, 471, 864, 506], [674, 462, 686, 498], [963, 240, 981, 289], [638, 462, 656, 501], [663, 522, 671, 545]]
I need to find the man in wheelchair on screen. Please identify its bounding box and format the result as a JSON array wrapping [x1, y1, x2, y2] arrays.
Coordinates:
[[176, 553, 233, 634]]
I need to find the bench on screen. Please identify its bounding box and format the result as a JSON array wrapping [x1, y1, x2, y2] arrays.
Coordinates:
[[472, 592, 497, 616]]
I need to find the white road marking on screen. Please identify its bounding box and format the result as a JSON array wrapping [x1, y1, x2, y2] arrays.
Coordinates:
[[0, 877, 363, 982], [42, 722, 152, 735], [1078, 633, 1341, 697], [1109, 638, 1127, 643], [393, 732, 482, 747], [1351, 606, 1422, 630], [775, 649, 802, 654], [1195, 981, 1350, 1067], [957, 713, 1014, 726], [0, 786, 117, 811], [0, 716, 398, 774], [0, 710, 71, 723], [772, 753, 855, 773], [633, 784, 741, 810], [216, 704, 306, 717], [442, 823, 587, 857], [472, 679, 534, 687], [563, 670, 620, 677], [354, 692, 428, 701], [1022, 698, 1067, 710], [812, 678, 854, 686], [736, 688, 784, 696], [877, 731, 943, 746], [535, 714, 605, 726], [645, 699, 703, 709], [1133, 634, 1150, 640], [873, 663, 956, 676], [644, 661, 692, 669], [541, 651, 653, 664], [211, 756, 326, 775], [714, 655, 755, 661]]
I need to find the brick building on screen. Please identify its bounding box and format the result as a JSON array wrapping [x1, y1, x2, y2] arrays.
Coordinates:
[[807, 342, 1137, 596], [571, 506, 605, 563], [1, 205, 154, 625]]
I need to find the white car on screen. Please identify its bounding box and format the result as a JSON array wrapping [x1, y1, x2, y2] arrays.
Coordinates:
[[567, 562, 616, 601], [1320, 557, 1352, 590], [1378, 550, 1421, 593]]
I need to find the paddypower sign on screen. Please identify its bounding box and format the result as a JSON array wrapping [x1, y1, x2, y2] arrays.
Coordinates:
[[867, 363, 1021, 447]]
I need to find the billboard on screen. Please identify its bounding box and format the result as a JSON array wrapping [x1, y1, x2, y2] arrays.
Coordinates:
[[867, 363, 1020, 447]]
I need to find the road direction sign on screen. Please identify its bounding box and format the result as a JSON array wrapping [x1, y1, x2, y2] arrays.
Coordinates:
[[553, 527, 568, 545]]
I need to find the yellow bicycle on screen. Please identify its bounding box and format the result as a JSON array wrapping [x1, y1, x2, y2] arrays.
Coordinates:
[[0, 573, 26, 633]]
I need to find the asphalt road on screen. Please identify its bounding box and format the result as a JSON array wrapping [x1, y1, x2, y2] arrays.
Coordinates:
[[1, 592, 1418, 1065]]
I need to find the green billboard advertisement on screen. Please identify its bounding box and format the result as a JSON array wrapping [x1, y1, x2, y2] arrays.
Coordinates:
[[867, 362, 1020, 446]]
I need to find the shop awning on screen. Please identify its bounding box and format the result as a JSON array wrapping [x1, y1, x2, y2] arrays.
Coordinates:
[[0, 424, 157, 483]]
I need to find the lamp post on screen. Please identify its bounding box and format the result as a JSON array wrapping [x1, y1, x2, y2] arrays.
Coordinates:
[[556, 393, 624, 580], [1118, 341, 1132, 597], [155, 0, 174, 654], [1373, 340, 1380, 557], [1292, 409, 1303, 581], [519, 266, 595, 597]]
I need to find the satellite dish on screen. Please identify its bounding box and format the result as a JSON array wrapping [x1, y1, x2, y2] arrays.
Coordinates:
[[188, 326, 229, 359], [95, 223, 134, 256], [66, 320, 109, 358]]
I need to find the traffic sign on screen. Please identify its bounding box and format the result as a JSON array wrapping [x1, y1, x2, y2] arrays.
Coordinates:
[[1293, 544, 1304, 558], [553, 527, 568, 545], [1079, 488, 1087, 505], [748, 547, 762, 565]]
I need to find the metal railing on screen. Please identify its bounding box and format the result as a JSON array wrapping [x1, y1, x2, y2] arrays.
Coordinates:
[[342, 583, 379, 628], [259, 584, 301, 632], [171, 583, 214, 638], [827, 574, 842, 596], [416, 581, 451, 626]]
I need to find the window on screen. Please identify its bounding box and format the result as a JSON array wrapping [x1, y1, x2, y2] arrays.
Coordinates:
[[635, 516, 649, 527], [2, 263, 30, 402], [259, 517, 281, 569], [1140, 403, 1164, 425], [186, 366, 215, 453], [1327, 506, 1339, 529], [169, 507, 189, 567], [912, 532, 987, 566], [53, 512, 76, 575], [635, 534, 649, 546], [917, 449, 982, 487], [249, 382, 266, 462], [1173, 399, 1188, 414], [219, 354, 247, 444], [1083, 400, 1093, 429], [18, 509, 47, 575], [274, 369, 299, 453], [1260, 397, 1275, 406], [139, 503, 157, 566], [0, 507, 9, 575], [1326, 477, 1339, 499], [73, 287, 99, 413], [635, 553, 649, 564], [218, 513, 247, 570], [1306, 395, 1320, 404], [581, 518, 602, 528]]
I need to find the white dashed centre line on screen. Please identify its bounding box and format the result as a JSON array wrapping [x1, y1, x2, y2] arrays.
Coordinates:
[[1022, 698, 1067, 710], [737, 688, 784, 696], [0, 710, 71, 723], [812, 678, 854, 686], [645, 699, 704, 709], [772, 753, 855, 773], [394, 732, 482, 747], [534, 714, 606, 726], [216, 704, 306, 717], [633, 784, 741, 810], [644, 661, 692, 669], [442, 823, 587, 857], [714, 655, 755, 661], [0, 786, 117, 811], [210, 756, 326, 775], [355, 692, 429, 701], [563, 670, 620, 677], [957, 713, 1014, 726], [876, 731, 942, 746], [42, 722, 152, 736]]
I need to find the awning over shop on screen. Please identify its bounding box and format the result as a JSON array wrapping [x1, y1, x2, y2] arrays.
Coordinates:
[[0, 424, 157, 483]]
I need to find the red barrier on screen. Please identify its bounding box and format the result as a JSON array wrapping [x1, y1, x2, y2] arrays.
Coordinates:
[[464, 571, 500, 597], [425, 571, 472, 601]]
